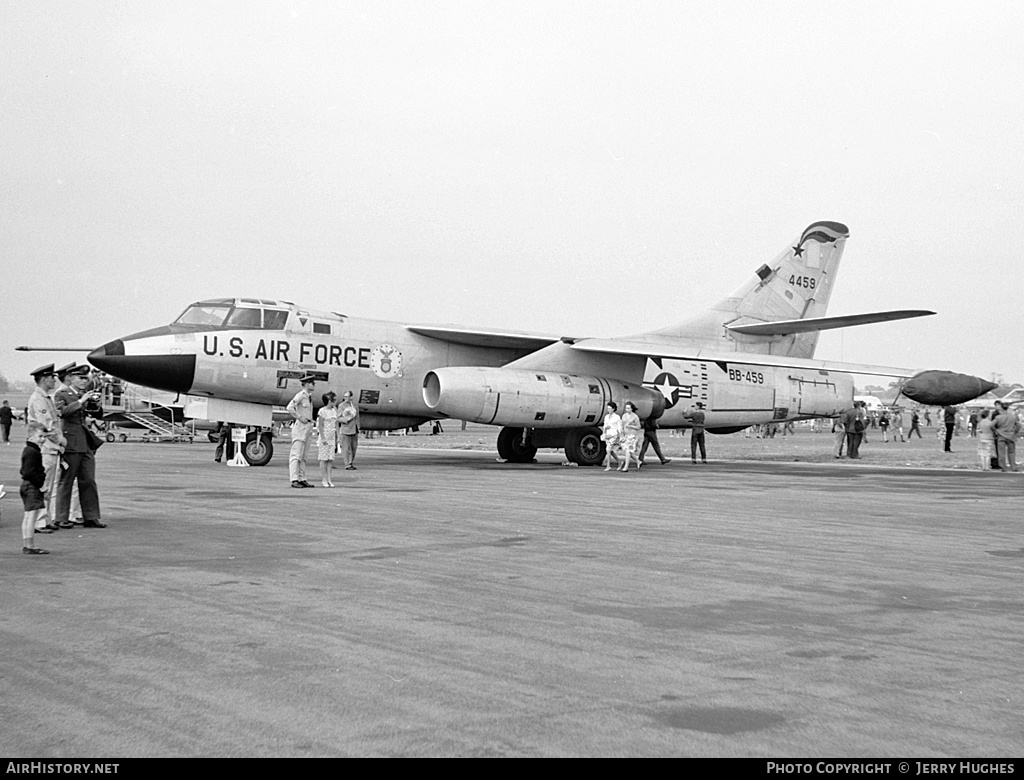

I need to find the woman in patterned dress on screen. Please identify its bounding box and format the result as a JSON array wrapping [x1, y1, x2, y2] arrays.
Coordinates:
[[619, 401, 642, 472], [317, 392, 339, 487]]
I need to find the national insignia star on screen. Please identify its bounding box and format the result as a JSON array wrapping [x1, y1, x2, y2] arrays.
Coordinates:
[[649, 372, 682, 408]]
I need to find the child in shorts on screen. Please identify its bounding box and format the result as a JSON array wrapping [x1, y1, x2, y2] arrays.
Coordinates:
[[20, 440, 49, 555]]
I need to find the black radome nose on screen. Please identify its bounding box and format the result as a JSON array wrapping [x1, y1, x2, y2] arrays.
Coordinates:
[[88, 341, 196, 395]]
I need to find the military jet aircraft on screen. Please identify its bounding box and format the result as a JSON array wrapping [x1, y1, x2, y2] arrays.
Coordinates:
[[78, 221, 995, 466]]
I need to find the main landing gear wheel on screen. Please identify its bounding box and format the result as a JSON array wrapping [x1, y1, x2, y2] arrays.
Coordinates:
[[105, 433, 116, 443], [564, 427, 605, 467], [496, 426, 538, 463], [242, 431, 273, 467]]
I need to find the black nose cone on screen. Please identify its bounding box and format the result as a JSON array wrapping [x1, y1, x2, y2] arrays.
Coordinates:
[[88, 341, 196, 395]]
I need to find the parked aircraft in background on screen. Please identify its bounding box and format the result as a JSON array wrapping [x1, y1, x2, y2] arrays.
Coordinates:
[[962, 388, 1024, 412], [65, 221, 995, 466]]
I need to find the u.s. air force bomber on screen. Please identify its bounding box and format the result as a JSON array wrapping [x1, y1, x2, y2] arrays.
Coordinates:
[[82, 221, 995, 467]]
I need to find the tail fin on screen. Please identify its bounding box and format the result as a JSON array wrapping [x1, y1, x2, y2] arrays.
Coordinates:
[[650, 221, 849, 358]]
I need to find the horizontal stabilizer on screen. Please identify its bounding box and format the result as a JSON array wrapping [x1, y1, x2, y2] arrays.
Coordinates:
[[726, 310, 934, 337], [405, 325, 563, 351], [571, 338, 919, 378]]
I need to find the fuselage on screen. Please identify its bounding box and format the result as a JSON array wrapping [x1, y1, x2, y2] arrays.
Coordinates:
[[88, 297, 854, 432]]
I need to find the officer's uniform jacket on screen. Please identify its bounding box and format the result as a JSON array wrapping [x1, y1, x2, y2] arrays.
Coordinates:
[[287, 389, 314, 441], [27, 387, 64, 455], [54, 386, 102, 454]]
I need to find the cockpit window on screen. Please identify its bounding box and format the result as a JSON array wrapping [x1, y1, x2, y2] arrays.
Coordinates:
[[225, 307, 262, 328], [173, 301, 291, 330], [263, 310, 288, 330], [174, 303, 231, 327]]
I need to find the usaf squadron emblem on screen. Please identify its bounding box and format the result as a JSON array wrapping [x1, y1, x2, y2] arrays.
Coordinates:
[[370, 344, 402, 379]]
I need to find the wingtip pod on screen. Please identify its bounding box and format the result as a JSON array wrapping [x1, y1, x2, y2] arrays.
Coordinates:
[[901, 371, 999, 406]]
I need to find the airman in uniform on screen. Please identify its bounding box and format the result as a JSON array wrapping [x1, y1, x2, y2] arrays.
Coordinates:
[[54, 362, 85, 525], [286, 374, 317, 488], [53, 365, 106, 528], [26, 364, 66, 534]]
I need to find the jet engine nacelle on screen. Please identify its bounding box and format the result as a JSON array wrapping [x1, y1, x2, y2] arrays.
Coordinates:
[[423, 367, 665, 427]]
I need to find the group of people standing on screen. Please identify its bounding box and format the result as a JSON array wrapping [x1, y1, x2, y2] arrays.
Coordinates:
[[975, 402, 1021, 472], [286, 374, 360, 488], [831, 400, 1021, 470], [833, 401, 869, 459], [834, 402, 919, 458], [19, 362, 107, 555]]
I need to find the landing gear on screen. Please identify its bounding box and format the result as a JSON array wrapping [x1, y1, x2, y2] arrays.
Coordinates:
[[563, 427, 605, 467], [242, 430, 274, 467], [496, 427, 538, 463]]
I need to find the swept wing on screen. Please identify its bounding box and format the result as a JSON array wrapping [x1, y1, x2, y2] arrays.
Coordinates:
[[404, 324, 564, 351]]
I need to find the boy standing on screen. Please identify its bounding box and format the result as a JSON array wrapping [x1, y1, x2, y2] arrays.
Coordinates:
[[20, 439, 50, 554]]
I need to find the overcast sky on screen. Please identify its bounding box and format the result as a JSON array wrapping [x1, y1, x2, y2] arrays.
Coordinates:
[[2, 1, 1021, 387]]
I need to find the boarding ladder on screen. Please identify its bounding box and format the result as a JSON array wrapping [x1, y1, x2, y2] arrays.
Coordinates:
[[121, 411, 190, 437]]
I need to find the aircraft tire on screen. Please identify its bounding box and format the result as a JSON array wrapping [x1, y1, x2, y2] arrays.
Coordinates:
[[496, 426, 537, 463], [119, 433, 128, 442], [564, 427, 605, 467], [242, 431, 274, 467], [106, 433, 116, 443]]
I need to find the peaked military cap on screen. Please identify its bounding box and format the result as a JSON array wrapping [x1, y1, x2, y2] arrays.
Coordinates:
[[30, 363, 56, 378], [299, 373, 318, 383], [55, 362, 77, 378], [67, 365, 92, 376]]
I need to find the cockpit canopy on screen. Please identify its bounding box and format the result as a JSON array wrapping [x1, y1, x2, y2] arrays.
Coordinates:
[[172, 298, 349, 333], [173, 299, 289, 330]]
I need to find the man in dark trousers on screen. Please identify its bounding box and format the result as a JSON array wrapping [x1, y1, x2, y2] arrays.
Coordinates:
[[908, 410, 923, 438], [0, 400, 14, 445], [683, 402, 708, 463], [842, 403, 864, 459], [638, 415, 671, 467], [53, 365, 106, 528], [942, 404, 957, 453]]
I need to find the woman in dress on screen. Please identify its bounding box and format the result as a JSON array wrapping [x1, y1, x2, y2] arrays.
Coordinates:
[[601, 402, 622, 472], [619, 401, 642, 472], [976, 409, 996, 470], [317, 392, 339, 486]]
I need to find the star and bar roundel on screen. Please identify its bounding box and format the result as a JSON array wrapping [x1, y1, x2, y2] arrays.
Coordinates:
[[643, 357, 696, 409]]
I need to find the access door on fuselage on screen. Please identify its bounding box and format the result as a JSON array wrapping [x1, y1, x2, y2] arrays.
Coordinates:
[[789, 373, 848, 418]]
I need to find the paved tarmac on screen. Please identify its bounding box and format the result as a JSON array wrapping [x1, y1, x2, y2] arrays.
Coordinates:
[[1, 442, 1021, 757]]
